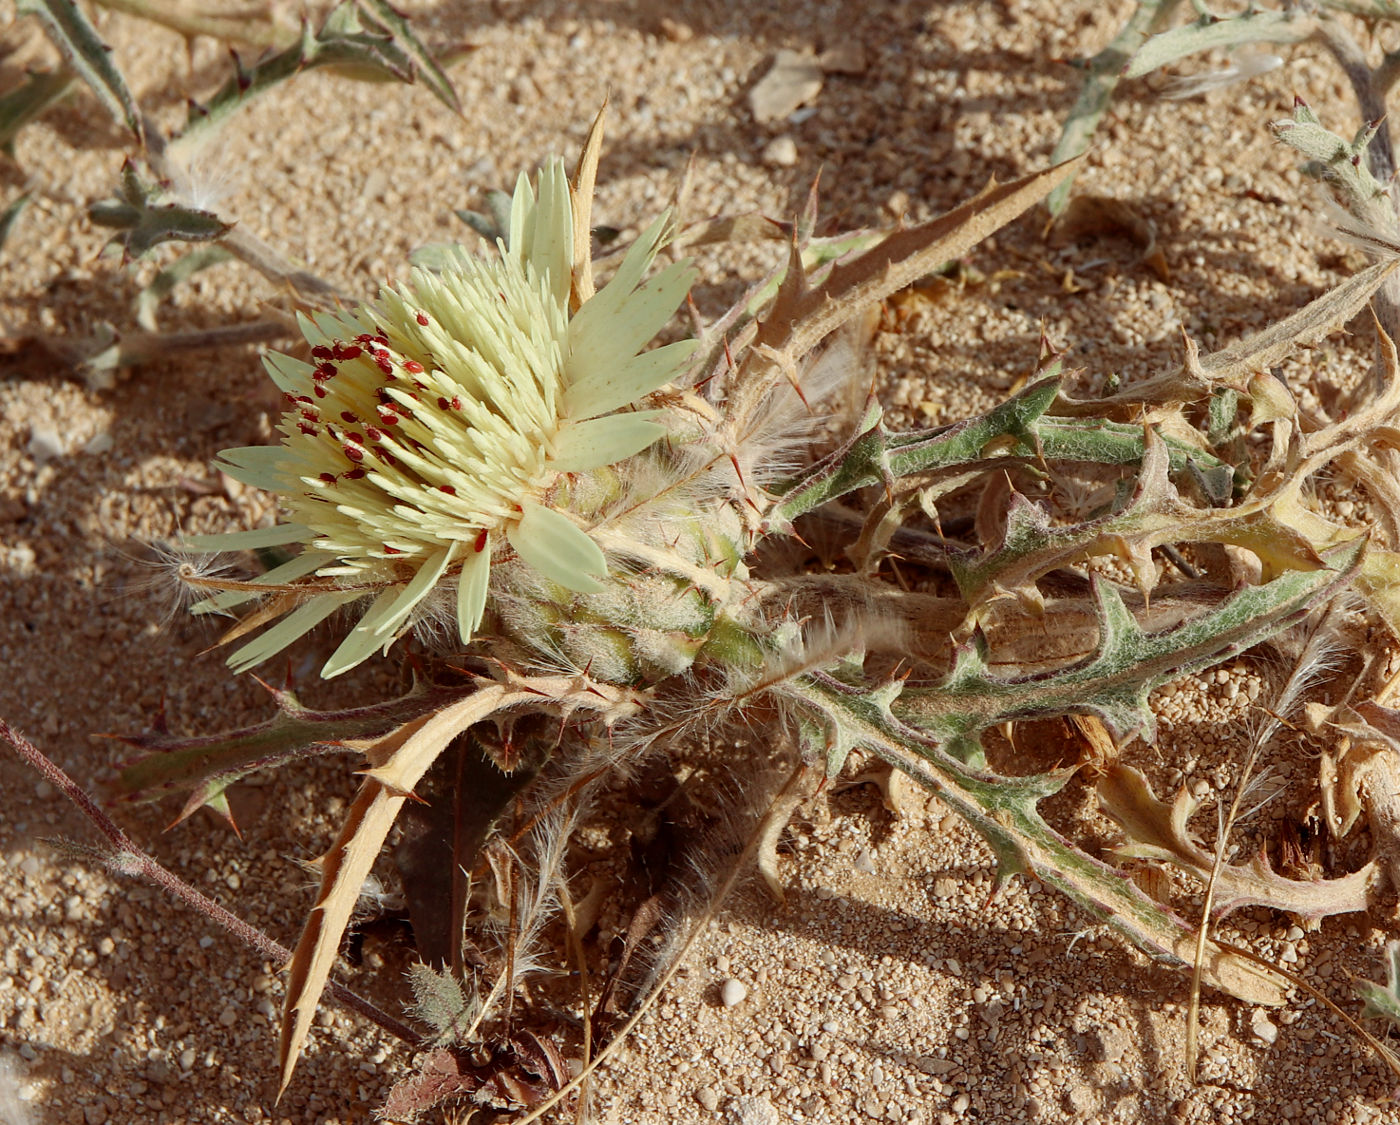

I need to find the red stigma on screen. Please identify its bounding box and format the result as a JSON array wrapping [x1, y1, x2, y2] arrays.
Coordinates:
[[416, 311, 429, 326], [439, 485, 457, 495], [473, 529, 488, 552]]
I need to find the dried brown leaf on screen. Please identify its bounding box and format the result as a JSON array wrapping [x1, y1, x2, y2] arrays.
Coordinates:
[[1098, 763, 1377, 920], [278, 677, 640, 1096], [749, 159, 1080, 374]]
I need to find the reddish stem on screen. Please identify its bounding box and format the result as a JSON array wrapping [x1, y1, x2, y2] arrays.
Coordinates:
[[0, 718, 422, 1049]]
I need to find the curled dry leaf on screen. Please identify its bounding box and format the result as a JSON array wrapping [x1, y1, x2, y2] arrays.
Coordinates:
[[277, 676, 641, 1097], [1097, 763, 1377, 920]]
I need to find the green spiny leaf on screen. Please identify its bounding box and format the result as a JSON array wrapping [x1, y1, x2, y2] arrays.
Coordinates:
[[407, 963, 480, 1046], [89, 162, 230, 259], [18, 0, 143, 141], [900, 539, 1363, 748]]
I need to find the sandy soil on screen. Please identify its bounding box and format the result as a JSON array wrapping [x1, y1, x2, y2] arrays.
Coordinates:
[[2, 1, 1398, 1123]]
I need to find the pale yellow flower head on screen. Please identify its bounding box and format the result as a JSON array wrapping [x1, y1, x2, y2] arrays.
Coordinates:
[[187, 159, 696, 677]]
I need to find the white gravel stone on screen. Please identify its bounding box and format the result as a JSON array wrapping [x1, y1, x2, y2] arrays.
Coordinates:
[[761, 136, 798, 167], [720, 978, 748, 1007], [724, 1094, 779, 1125]]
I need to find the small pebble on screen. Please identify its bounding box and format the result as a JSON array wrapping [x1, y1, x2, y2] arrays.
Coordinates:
[[1252, 1016, 1280, 1046], [695, 1086, 720, 1111], [720, 978, 748, 1008], [217, 1005, 238, 1028], [724, 1094, 778, 1125], [762, 136, 798, 167], [26, 427, 66, 465]]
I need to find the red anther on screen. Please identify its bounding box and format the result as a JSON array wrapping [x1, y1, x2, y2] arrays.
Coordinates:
[[355, 333, 374, 344], [340, 411, 358, 424], [344, 444, 365, 462], [375, 356, 394, 375], [437, 396, 450, 410], [365, 425, 383, 441], [345, 431, 364, 444], [311, 345, 333, 360], [439, 485, 457, 495], [473, 528, 488, 552], [377, 448, 397, 466], [416, 311, 429, 326], [314, 362, 337, 381], [296, 394, 314, 404], [319, 472, 338, 485], [300, 408, 319, 420], [344, 467, 367, 480], [297, 422, 318, 436], [384, 545, 403, 554], [282, 392, 297, 406], [339, 344, 362, 360], [376, 406, 399, 426], [313, 385, 328, 398], [451, 396, 463, 411], [402, 359, 424, 374]]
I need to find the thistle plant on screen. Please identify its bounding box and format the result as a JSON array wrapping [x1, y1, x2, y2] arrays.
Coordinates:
[[11, 6, 1400, 1114], [47, 89, 1396, 1113]]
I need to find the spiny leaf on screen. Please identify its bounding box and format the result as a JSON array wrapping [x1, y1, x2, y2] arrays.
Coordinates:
[[407, 963, 480, 1045], [17, 0, 143, 141], [750, 159, 1080, 372], [900, 539, 1363, 760], [1054, 258, 1398, 415], [788, 672, 1288, 1006], [278, 677, 639, 1096], [172, 0, 460, 152], [88, 162, 230, 259], [1356, 941, 1400, 1026], [108, 684, 466, 802], [1098, 764, 1377, 918], [773, 375, 1235, 527], [356, 0, 462, 115]]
